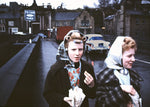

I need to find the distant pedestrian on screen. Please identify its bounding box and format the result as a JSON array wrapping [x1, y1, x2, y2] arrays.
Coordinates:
[[43, 30, 96, 107], [96, 36, 143, 107]]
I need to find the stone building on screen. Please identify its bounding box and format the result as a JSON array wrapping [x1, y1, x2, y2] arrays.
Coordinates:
[[20, 0, 52, 34], [0, 2, 21, 34], [75, 10, 94, 34], [104, 0, 150, 53], [52, 10, 94, 34], [104, 0, 150, 42], [0, 0, 52, 35], [0, 0, 95, 35]]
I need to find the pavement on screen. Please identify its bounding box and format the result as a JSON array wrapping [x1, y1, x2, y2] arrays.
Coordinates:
[[0, 43, 36, 106]]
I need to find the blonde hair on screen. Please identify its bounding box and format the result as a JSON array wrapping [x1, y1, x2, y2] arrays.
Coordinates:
[[122, 37, 137, 53]]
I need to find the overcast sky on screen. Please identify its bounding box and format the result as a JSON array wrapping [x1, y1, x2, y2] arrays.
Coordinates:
[[0, 0, 99, 9]]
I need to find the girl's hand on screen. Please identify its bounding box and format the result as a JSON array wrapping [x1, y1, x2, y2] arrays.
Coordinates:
[[84, 71, 94, 88], [120, 85, 136, 95], [64, 97, 73, 107]]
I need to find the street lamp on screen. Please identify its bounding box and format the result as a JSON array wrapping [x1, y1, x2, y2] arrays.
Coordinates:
[[101, 26, 105, 35]]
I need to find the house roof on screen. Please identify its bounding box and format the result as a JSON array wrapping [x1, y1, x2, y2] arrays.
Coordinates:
[[142, 0, 150, 4], [0, 12, 20, 19], [54, 12, 81, 21]]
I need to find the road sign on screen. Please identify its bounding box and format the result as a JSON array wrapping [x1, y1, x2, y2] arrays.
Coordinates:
[[24, 10, 36, 21]]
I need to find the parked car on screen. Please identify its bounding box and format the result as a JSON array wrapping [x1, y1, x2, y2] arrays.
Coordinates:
[[38, 33, 47, 38], [14, 32, 27, 35], [85, 34, 110, 54]]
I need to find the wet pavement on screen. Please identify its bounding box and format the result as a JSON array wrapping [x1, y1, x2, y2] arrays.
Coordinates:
[[6, 38, 57, 107]]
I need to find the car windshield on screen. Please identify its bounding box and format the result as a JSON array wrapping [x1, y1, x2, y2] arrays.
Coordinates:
[[89, 36, 104, 41]]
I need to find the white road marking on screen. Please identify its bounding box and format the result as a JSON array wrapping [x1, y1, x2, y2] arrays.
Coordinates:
[[136, 59, 150, 64]]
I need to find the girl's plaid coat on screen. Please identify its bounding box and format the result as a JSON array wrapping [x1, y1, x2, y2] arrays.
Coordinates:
[[95, 67, 143, 107]]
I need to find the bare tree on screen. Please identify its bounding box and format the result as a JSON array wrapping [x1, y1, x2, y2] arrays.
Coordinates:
[[98, 0, 120, 17], [98, 0, 110, 7]]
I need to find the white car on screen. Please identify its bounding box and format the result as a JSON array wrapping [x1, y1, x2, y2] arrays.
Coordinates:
[[85, 34, 110, 54], [38, 33, 47, 38], [14, 32, 27, 35]]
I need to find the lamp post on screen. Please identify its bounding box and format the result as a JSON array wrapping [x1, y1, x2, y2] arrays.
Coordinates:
[[47, 28, 51, 38], [101, 26, 105, 35], [29, 20, 31, 34]]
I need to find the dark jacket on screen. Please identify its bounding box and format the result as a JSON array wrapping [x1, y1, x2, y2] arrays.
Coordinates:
[[43, 59, 96, 107], [96, 67, 143, 107]]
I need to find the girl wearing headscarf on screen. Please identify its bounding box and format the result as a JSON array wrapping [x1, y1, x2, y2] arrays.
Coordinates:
[[43, 30, 96, 107], [96, 36, 143, 107]]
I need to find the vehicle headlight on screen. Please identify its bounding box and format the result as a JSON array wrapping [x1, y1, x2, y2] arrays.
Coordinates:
[[86, 43, 94, 48]]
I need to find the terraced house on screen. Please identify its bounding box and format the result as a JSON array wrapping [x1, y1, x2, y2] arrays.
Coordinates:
[[51, 10, 94, 34], [0, 2, 21, 35], [104, 0, 150, 42], [0, 0, 95, 35]]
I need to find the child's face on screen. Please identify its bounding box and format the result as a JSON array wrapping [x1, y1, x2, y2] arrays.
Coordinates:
[[68, 40, 83, 62], [122, 48, 135, 69]]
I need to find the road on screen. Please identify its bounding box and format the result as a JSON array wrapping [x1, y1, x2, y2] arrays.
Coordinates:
[[5, 38, 150, 107], [134, 55, 150, 107]]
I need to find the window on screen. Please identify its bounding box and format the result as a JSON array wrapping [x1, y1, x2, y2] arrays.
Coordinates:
[[84, 16, 86, 20], [64, 21, 67, 26], [81, 16, 89, 27], [0, 26, 5, 32], [0, 19, 5, 24], [56, 22, 60, 27], [70, 21, 74, 26], [89, 36, 104, 41], [0, 19, 2, 24], [8, 21, 14, 26]]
